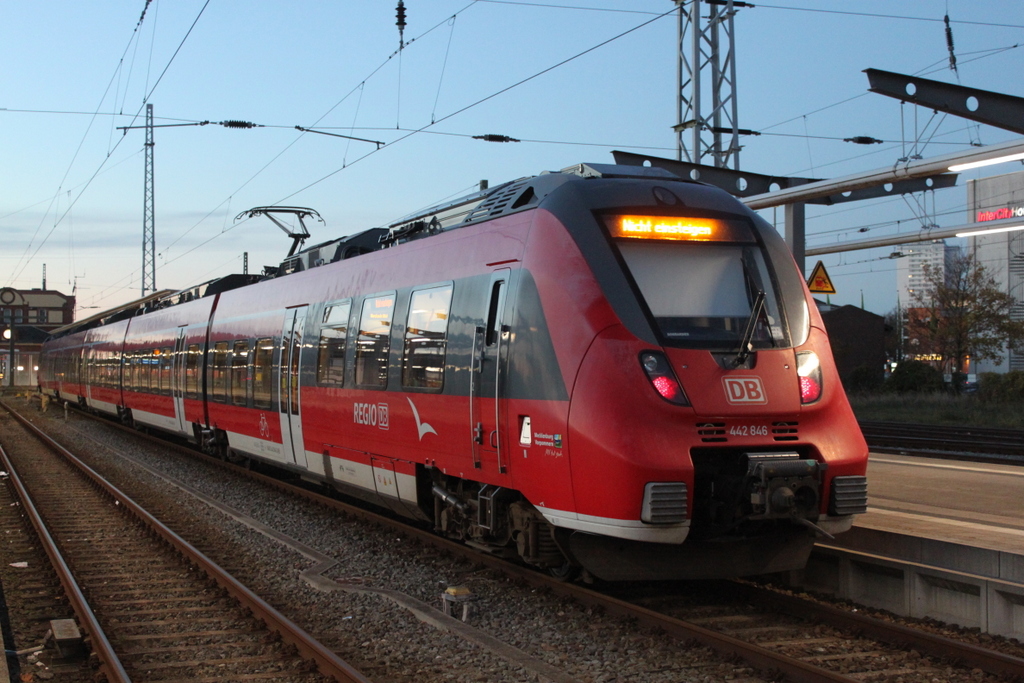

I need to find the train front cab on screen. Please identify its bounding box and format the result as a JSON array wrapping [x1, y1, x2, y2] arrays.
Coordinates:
[[526, 177, 869, 581]]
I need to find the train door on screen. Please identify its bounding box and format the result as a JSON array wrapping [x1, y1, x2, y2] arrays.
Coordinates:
[[172, 328, 187, 434], [279, 307, 308, 467], [470, 269, 511, 474]]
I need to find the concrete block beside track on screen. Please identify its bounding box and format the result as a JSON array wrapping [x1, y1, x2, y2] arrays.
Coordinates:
[[789, 529, 1024, 639]]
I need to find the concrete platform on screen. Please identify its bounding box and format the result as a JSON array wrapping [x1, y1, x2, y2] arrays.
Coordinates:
[[862, 452, 1024, 553], [789, 452, 1024, 638]]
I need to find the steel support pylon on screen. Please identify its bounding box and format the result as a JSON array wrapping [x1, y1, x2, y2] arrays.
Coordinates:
[[142, 103, 156, 296], [675, 0, 742, 169]]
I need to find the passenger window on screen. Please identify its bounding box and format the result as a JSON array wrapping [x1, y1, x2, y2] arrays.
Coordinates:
[[253, 337, 274, 409], [317, 301, 351, 386], [355, 294, 395, 388], [160, 347, 173, 395], [147, 349, 159, 392], [402, 285, 453, 390], [280, 335, 291, 414], [184, 344, 201, 399], [230, 340, 250, 406], [212, 342, 229, 402], [486, 280, 506, 346], [136, 351, 146, 392], [125, 352, 134, 391]]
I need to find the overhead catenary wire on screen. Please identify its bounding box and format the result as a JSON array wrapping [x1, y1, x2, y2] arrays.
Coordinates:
[[9, 1, 1024, 313], [3, 0, 211, 290], [476, 0, 662, 15], [136, 5, 678, 305], [759, 40, 1024, 137], [158, 3, 481, 263], [754, 4, 1024, 30], [431, 15, 459, 124], [272, 5, 676, 206]]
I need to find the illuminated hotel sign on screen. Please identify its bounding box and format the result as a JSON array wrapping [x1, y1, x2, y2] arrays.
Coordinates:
[[609, 215, 752, 242], [977, 206, 1024, 222]]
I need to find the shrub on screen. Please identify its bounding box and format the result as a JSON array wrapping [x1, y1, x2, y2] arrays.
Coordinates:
[[884, 360, 943, 394], [978, 371, 1024, 402], [842, 364, 884, 395]]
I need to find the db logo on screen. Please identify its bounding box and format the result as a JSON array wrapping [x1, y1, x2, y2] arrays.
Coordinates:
[[723, 377, 768, 405]]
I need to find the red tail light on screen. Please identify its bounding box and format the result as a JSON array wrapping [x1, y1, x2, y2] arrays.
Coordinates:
[[797, 351, 822, 404], [640, 352, 690, 406]]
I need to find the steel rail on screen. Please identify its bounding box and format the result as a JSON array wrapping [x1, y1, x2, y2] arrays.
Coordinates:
[[35, 402, 860, 682], [0, 440, 132, 683], [860, 420, 1024, 461], [728, 581, 1024, 679], [32, 400, 1024, 683], [195, 426, 1024, 682], [110, 425, 860, 683], [1, 400, 371, 683], [861, 420, 1024, 442]]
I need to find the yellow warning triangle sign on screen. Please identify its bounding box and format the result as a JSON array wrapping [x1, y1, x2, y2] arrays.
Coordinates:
[[807, 260, 836, 294]]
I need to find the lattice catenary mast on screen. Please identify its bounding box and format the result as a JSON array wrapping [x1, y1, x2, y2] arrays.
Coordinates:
[[674, 0, 750, 169], [142, 103, 156, 296]]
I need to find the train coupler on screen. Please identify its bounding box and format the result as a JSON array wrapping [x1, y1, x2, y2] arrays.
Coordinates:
[[745, 452, 824, 521]]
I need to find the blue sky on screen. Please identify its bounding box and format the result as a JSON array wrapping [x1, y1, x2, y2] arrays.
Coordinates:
[[3, 1, 1024, 317]]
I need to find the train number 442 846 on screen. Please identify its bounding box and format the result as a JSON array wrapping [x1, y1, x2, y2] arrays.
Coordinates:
[[729, 424, 769, 437]]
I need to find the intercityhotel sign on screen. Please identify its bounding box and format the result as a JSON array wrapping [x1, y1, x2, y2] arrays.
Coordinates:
[[977, 206, 1024, 222]]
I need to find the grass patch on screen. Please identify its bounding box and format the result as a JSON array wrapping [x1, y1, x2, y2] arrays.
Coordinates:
[[848, 393, 1024, 430]]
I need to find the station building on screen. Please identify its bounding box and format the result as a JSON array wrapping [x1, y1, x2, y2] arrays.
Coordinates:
[[965, 169, 1024, 373], [816, 302, 887, 386], [890, 169, 1024, 375], [895, 240, 961, 309], [893, 240, 962, 370], [0, 287, 76, 388]]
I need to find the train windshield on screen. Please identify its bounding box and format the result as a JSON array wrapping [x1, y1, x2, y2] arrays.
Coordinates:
[[616, 236, 792, 350]]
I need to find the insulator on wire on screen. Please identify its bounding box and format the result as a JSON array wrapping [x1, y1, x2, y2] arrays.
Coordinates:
[[473, 134, 521, 143], [396, 1, 407, 48], [844, 136, 883, 145], [220, 120, 257, 129], [944, 14, 958, 74]]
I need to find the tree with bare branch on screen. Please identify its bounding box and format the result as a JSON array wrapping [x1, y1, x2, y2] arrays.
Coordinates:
[[906, 251, 1024, 375]]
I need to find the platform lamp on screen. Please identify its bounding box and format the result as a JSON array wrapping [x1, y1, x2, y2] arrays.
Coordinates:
[[3, 326, 13, 387]]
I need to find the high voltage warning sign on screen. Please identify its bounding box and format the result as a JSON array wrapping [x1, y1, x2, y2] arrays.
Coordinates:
[[807, 261, 836, 294]]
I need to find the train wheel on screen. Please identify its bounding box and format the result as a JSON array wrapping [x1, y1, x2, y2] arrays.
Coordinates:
[[118, 407, 133, 428], [547, 561, 580, 582]]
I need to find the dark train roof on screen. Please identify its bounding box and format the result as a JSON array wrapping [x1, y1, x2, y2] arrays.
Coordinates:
[[48, 289, 176, 339], [381, 162, 686, 247], [48, 162, 701, 340]]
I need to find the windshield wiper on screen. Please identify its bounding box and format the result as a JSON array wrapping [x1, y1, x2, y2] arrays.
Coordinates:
[[732, 289, 766, 367]]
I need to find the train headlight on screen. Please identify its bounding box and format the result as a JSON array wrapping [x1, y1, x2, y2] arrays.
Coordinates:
[[639, 351, 690, 406], [796, 351, 822, 404]]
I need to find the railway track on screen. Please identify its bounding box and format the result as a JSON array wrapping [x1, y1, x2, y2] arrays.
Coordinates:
[[860, 420, 1024, 461], [607, 580, 1024, 682], [7, 399, 1022, 683], [0, 401, 368, 683], [0, 456, 89, 682]]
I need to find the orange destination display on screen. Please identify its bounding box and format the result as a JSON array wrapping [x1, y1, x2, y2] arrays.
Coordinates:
[[608, 215, 753, 242]]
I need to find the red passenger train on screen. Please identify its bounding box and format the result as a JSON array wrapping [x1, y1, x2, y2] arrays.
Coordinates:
[[39, 162, 868, 581]]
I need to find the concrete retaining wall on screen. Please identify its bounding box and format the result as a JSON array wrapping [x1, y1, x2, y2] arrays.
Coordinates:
[[788, 527, 1024, 639]]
